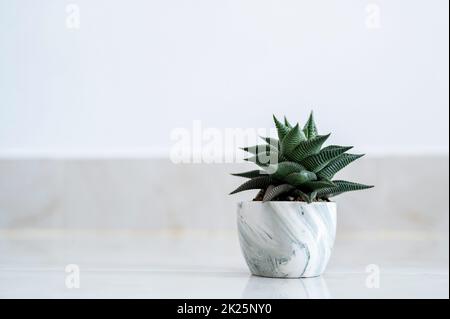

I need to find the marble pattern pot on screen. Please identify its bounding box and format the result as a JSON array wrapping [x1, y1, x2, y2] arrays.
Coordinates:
[[237, 201, 337, 278]]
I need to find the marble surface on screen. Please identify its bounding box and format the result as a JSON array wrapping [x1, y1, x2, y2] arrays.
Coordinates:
[[0, 230, 448, 299], [0, 157, 448, 298], [238, 202, 336, 278]]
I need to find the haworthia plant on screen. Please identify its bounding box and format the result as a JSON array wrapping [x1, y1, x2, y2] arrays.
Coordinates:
[[230, 112, 373, 202]]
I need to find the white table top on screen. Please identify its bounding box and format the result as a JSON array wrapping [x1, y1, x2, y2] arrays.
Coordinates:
[[0, 230, 448, 299]]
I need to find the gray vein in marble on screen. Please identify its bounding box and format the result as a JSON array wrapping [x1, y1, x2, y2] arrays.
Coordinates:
[[237, 202, 336, 278]]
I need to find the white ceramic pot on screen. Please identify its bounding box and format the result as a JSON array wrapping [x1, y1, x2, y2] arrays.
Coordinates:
[[237, 201, 337, 278]]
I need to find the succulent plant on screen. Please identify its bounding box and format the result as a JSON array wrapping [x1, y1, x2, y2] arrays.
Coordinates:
[[230, 112, 373, 202]]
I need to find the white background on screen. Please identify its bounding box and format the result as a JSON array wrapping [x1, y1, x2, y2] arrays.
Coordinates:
[[0, 0, 448, 157]]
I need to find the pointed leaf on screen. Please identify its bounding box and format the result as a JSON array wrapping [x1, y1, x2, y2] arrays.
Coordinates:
[[273, 115, 290, 141], [316, 180, 374, 198], [317, 153, 364, 179], [241, 144, 278, 155], [301, 179, 336, 191], [262, 184, 295, 202], [284, 116, 293, 128], [259, 136, 280, 150], [229, 176, 273, 195], [321, 145, 347, 152], [231, 170, 265, 179], [303, 111, 318, 139], [289, 134, 331, 162], [245, 151, 279, 167], [280, 123, 307, 155], [301, 146, 353, 172]]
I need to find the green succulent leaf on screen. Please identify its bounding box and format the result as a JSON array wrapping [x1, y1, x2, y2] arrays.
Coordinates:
[[303, 111, 318, 139], [262, 184, 294, 202], [317, 153, 364, 180], [301, 146, 353, 172], [255, 137, 288, 161], [284, 171, 317, 186], [284, 116, 293, 129], [259, 136, 280, 149], [273, 115, 291, 141], [244, 151, 279, 167], [316, 180, 374, 198], [280, 123, 307, 155], [241, 144, 278, 155], [301, 179, 336, 191], [229, 176, 273, 195], [231, 170, 266, 179], [270, 161, 306, 180], [289, 133, 331, 162], [230, 112, 373, 200], [320, 145, 348, 152]]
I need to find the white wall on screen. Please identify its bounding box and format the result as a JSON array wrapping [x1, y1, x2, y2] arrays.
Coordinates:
[[0, 0, 448, 157]]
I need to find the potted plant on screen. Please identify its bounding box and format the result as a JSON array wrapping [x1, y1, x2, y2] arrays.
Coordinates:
[[230, 112, 373, 278]]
